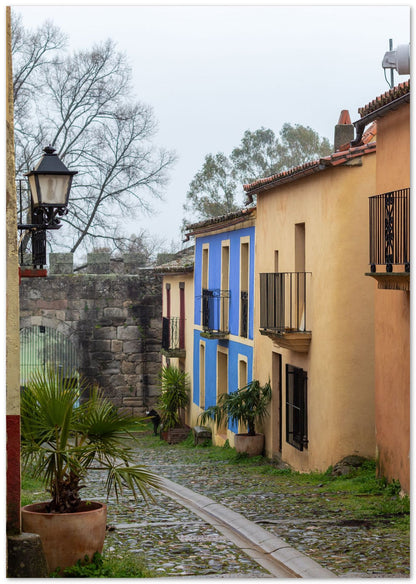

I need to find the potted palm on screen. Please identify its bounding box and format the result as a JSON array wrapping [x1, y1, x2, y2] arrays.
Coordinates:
[[199, 379, 272, 456], [158, 366, 190, 444], [20, 367, 160, 574]]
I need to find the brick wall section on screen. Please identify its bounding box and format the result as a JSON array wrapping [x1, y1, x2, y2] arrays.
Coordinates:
[[19, 253, 163, 416]]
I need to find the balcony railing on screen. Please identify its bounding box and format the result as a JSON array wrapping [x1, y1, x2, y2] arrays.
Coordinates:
[[201, 289, 230, 337], [162, 317, 185, 356], [259, 272, 311, 352], [369, 189, 410, 273]]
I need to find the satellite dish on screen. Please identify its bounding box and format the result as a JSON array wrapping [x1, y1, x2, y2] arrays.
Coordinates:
[[382, 44, 410, 75]]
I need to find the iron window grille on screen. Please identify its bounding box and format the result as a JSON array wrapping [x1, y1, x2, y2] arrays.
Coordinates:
[[286, 364, 308, 451], [260, 272, 311, 333], [200, 289, 230, 334], [369, 188, 410, 273], [162, 317, 185, 351]]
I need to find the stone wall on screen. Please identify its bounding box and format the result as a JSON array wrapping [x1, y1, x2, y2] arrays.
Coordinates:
[[19, 252, 163, 416]]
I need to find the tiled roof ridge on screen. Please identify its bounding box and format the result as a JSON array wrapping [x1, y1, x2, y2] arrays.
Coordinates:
[[185, 206, 256, 232], [154, 245, 194, 272], [358, 80, 410, 117], [243, 142, 376, 193]]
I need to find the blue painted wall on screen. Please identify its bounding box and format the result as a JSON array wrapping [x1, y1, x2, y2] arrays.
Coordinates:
[[193, 227, 255, 338], [192, 225, 255, 433], [193, 331, 254, 433]]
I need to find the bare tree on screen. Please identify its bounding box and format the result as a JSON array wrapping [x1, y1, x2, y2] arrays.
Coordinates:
[[12, 13, 176, 256]]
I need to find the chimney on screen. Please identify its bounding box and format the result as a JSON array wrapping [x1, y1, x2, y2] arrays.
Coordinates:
[[334, 110, 354, 152]]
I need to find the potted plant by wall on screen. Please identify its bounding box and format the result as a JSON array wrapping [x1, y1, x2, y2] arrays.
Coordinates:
[[199, 379, 272, 456], [20, 367, 160, 574], [158, 366, 190, 444]]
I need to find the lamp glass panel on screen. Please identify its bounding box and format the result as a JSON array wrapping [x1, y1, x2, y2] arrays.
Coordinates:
[[28, 175, 39, 205], [37, 175, 70, 205]]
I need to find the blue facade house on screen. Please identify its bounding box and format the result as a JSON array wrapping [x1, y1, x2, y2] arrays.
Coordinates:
[[184, 208, 256, 445]]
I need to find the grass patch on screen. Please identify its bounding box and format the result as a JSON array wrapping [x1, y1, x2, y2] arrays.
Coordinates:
[[21, 472, 47, 506], [52, 552, 153, 578], [171, 433, 410, 529]]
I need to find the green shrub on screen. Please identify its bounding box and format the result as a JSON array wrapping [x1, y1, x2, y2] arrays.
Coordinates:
[[52, 552, 153, 578]]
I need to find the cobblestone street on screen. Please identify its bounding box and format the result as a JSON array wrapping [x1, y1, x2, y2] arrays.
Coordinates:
[[83, 432, 410, 578]]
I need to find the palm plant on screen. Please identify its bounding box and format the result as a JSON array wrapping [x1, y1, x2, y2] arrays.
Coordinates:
[[199, 379, 271, 436], [20, 367, 160, 513], [158, 366, 190, 430]]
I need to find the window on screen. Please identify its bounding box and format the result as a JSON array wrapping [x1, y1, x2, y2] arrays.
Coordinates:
[[274, 250, 279, 273], [295, 223, 305, 272], [295, 223, 306, 330], [240, 239, 250, 337], [221, 242, 230, 332], [286, 364, 308, 451], [199, 342, 205, 409], [238, 356, 248, 433], [202, 245, 209, 290], [238, 356, 248, 389], [179, 282, 185, 349], [165, 283, 171, 319], [216, 348, 228, 436]]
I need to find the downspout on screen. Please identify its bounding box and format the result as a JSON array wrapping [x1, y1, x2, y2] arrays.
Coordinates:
[[351, 92, 410, 147]]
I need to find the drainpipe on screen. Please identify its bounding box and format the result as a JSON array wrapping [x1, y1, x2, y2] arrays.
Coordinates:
[[351, 91, 410, 147]]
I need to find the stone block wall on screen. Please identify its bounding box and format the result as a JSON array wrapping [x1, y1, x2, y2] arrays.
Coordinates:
[[19, 253, 163, 416]]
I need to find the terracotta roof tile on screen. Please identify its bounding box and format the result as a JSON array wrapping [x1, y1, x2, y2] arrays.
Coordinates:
[[243, 142, 376, 194], [184, 206, 256, 237], [362, 121, 377, 143], [154, 246, 194, 273], [358, 80, 410, 117]]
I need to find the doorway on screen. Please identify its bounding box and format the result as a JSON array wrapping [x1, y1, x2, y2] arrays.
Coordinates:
[[216, 349, 228, 438]]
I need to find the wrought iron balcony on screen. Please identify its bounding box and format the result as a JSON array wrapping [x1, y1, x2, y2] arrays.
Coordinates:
[[368, 188, 410, 290], [200, 289, 230, 338], [259, 272, 312, 352], [161, 317, 185, 358]]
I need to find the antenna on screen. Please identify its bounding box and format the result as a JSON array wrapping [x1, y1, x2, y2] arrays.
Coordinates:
[[389, 39, 394, 89], [382, 40, 410, 88]]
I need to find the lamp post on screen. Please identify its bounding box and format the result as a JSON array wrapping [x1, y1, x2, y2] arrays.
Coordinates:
[[9, 146, 76, 535], [18, 145, 77, 271]]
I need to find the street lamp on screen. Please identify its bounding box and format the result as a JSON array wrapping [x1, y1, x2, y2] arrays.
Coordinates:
[[18, 145, 77, 269]]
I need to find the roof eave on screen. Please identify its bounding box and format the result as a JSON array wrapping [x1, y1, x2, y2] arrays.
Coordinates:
[[351, 92, 410, 147]]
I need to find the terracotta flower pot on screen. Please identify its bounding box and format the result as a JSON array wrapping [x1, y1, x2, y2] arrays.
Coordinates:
[[21, 501, 107, 574], [160, 426, 190, 444], [234, 433, 265, 456]]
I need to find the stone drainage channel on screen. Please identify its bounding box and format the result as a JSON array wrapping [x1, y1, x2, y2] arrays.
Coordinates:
[[86, 473, 311, 578], [82, 437, 409, 579]]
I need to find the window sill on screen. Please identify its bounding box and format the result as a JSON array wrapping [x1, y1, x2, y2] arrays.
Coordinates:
[[161, 348, 186, 358], [200, 330, 229, 340]]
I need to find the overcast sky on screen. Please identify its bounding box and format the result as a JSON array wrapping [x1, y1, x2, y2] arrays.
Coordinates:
[[11, 3, 411, 255]]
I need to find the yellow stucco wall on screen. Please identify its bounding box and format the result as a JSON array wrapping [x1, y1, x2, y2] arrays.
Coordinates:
[[6, 6, 21, 416], [161, 270, 194, 425], [255, 154, 377, 472], [373, 103, 410, 493], [376, 105, 410, 193]]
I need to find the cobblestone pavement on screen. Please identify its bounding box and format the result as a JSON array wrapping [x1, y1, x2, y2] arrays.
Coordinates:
[[84, 433, 410, 578]]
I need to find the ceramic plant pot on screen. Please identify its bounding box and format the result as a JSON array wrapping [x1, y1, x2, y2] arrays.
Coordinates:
[[21, 501, 107, 574], [234, 433, 265, 456]]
